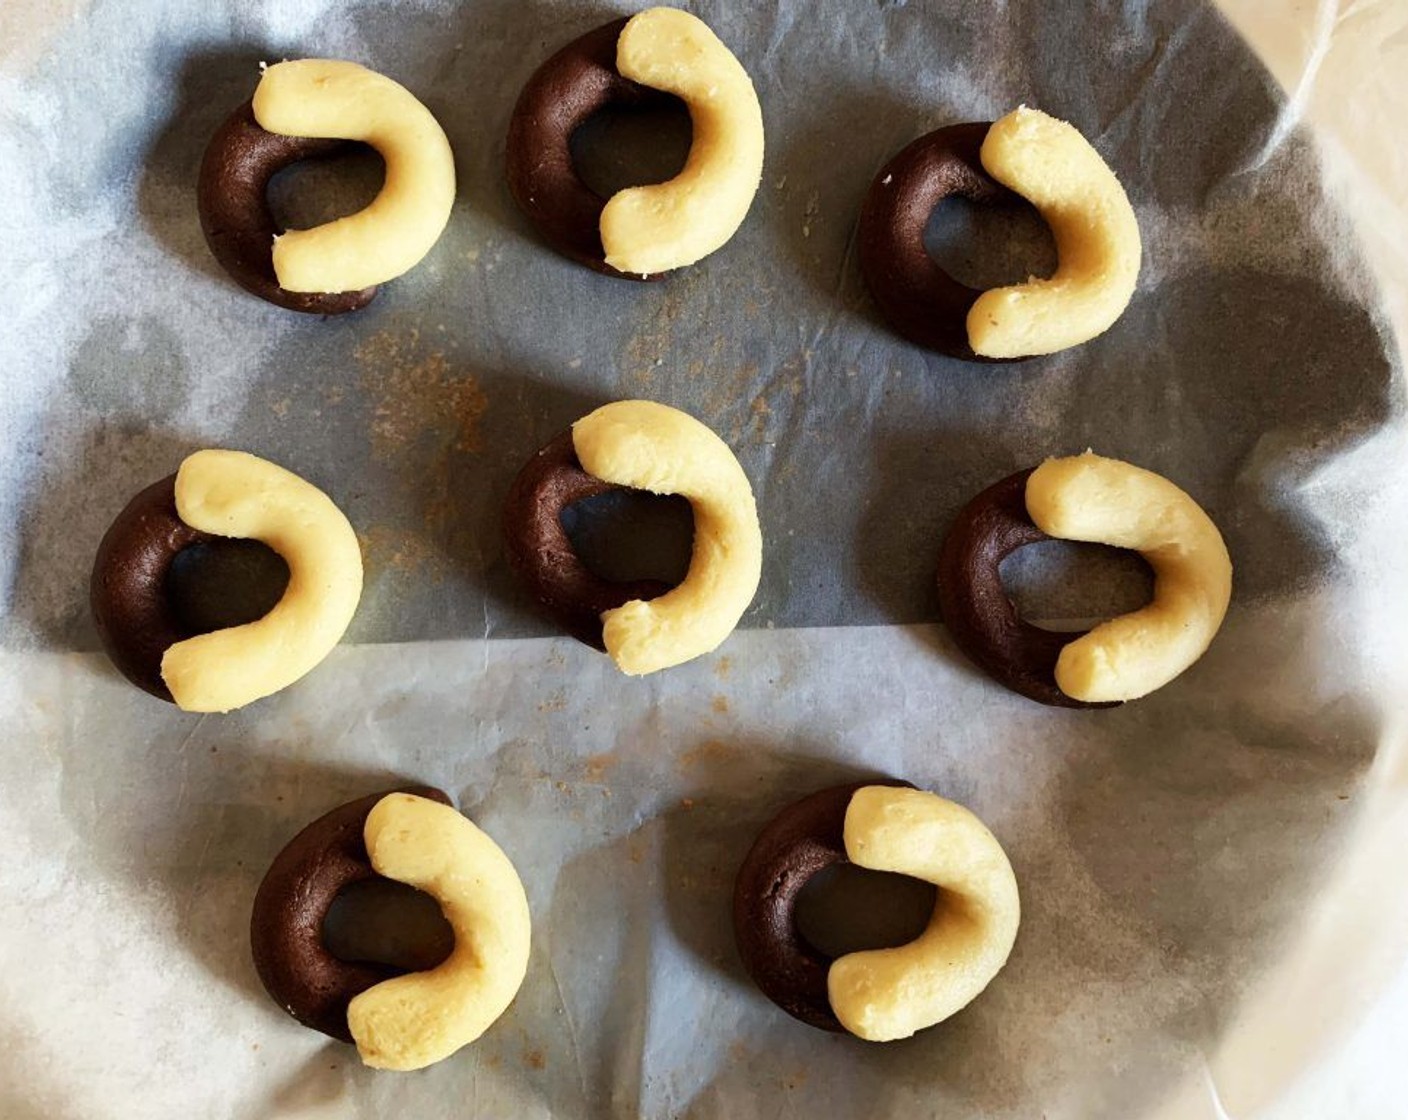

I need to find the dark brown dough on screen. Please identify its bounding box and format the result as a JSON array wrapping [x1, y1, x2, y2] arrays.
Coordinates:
[[502, 429, 672, 649], [505, 18, 672, 280], [249, 786, 452, 1044], [89, 474, 211, 701], [732, 780, 912, 1033], [858, 122, 1026, 361], [198, 100, 376, 314], [936, 467, 1116, 709]]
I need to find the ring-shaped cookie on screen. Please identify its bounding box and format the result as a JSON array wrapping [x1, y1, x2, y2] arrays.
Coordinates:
[[939, 452, 1232, 705], [502, 430, 675, 648], [860, 106, 1140, 360], [858, 122, 1017, 361], [252, 789, 532, 1071], [506, 399, 762, 675], [200, 59, 455, 307], [731, 781, 904, 1032], [90, 449, 363, 712], [733, 783, 1020, 1041], [936, 467, 1111, 709], [505, 18, 671, 280], [198, 102, 377, 314], [507, 8, 764, 278], [250, 787, 452, 1044]]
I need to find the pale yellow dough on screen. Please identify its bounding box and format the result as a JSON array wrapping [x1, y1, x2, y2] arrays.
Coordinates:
[[967, 106, 1141, 358], [571, 399, 762, 675], [348, 794, 531, 1071], [600, 8, 764, 275], [828, 787, 1020, 1042], [1025, 451, 1232, 703], [252, 59, 455, 292], [160, 450, 362, 713]]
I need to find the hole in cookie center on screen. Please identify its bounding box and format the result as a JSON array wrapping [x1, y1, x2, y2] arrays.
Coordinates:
[[1000, 539, 1154, 630], [562, 488, 694, 587], [571, 96, 692, 199], [794, 863, 937, 959], [267, 144, 386, 232], [166, 539, 289, 634], [924, 195, 1057, 291], [323, 878, 455, 972]]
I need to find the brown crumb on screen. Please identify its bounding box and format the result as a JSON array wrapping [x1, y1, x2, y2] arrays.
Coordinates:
[[523, 1049, 546, 1070], [358, 524, 444, 581], [355, 328, 488, 457], [353, 326, 489, 575], [678, 740, 742, 772], [710, 694, 729, 714], [749, 392, 771, 440], [537, 690, 567, 713]]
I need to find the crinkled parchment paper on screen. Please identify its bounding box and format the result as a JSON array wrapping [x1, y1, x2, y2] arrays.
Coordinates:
[[1, 1, 1406, 1117]]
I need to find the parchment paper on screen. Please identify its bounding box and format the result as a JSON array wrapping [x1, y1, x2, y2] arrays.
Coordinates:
[[1, 0, 1406, 1117]]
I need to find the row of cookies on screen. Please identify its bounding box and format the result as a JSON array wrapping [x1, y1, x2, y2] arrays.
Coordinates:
[[92, 411, 1230, 711], [203, 9, 1138, 365]]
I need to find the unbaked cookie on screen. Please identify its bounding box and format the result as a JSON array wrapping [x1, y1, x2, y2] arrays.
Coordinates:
[[860, 106, 1140, 360], [507, 8, 764, 278], [937, 451, 1232, 705], [199, 59, 455, 310], [504, 399, 763, 675], [733, 782, 1021, 1041], [90, 450, 362, 712], [251, 789, 531, 1071]]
